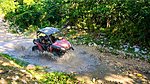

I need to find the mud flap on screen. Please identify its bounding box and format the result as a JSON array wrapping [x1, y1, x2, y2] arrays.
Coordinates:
[[71, 47, 74, 50]]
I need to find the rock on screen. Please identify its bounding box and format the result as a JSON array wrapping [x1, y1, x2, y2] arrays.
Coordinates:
[[93, 43, 97, 46], [92, 78, 96, 83], [12, 75, 19, 81], [133, 45, 140, 52], [0, 78, 7, 84], [67, 26, 71, 29], [141, 50, 147, 54], [26, 64, 36, 70], [0, 70, 8, 74], [97, 80, 103, 83], [2, 62, 10, 66], [104, 47, 110, 52], [20, 69, 26, 73], [134, 47, 140, 52], [98, 45, 103, 49], [21, 79, 27, 84], [88, 42, 93, 46], [148, 71, 150, 74], [0, 70, 4, 74], [109, 47, 113, 50]]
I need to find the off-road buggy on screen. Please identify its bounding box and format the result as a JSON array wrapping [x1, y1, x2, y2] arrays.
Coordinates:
[[32, 27, 74, 56]]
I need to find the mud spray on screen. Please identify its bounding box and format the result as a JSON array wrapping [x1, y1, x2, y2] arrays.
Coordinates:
[[0, 35, 107, 77]]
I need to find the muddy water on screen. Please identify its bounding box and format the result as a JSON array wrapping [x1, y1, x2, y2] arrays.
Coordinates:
[[0, 20, 106, 78], [0, 39, 103, 74]]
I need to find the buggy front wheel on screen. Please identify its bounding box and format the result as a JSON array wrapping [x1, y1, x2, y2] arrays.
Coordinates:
[[32, 46, 39, 51]]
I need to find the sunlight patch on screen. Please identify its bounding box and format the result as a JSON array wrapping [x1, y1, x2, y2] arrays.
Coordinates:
[[105, 74, 134, 84]]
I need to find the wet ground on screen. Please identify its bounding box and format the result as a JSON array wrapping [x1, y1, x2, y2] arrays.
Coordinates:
[[0, 18, 150, 84]]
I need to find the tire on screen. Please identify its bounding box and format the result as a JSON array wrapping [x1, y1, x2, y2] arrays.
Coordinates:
[[53, 50, 66, 57], [32, 46, 39, 51]]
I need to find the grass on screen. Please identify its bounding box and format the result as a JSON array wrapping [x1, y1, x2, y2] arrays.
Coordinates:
[[0, 53, 38, 83], [0, 53, 81, 83], [0, 53, 29, 67]]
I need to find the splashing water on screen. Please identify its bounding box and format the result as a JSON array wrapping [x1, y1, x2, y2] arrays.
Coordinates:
[[0, 20, 103, 77], [0, 38, 101, 74]]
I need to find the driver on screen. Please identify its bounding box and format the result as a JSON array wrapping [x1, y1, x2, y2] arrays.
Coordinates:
[[50, 35, 57, 43], [42, 35, 63, 45], [43, 35, 57, 44]]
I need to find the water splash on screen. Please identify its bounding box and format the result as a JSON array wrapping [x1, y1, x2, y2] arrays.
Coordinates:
[[0, 20, 102, 76], [0, 39, 101, 74]]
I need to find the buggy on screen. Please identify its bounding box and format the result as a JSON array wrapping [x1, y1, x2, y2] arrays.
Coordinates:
[[32, 27, 74, 56]]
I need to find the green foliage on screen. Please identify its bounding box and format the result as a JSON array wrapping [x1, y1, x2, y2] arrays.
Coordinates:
[[4, 0, 63, 32], [1, 0, 150, 50], [0, 53, 29, 67], [0, 0, 18, 14], [106, 0, 150, 49], [40, 72, 79, 83]]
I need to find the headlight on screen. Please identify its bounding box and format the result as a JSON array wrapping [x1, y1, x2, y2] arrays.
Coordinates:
[[61, 48, 66, 51]]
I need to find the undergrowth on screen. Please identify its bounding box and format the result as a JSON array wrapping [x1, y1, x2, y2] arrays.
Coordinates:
[[0, 53, 81, 83], [0, 53, 29, 67]]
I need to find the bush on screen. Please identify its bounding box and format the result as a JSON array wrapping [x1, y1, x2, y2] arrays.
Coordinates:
[[0, 0, 18, 14], [40, 72, 79, 83]]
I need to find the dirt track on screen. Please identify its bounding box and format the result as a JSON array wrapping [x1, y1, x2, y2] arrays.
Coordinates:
[[0, 18, 150, 84]]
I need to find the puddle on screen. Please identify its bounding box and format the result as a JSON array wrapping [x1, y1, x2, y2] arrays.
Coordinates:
[[1, 40, 101, 74], [0, 31, 103, 75]]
